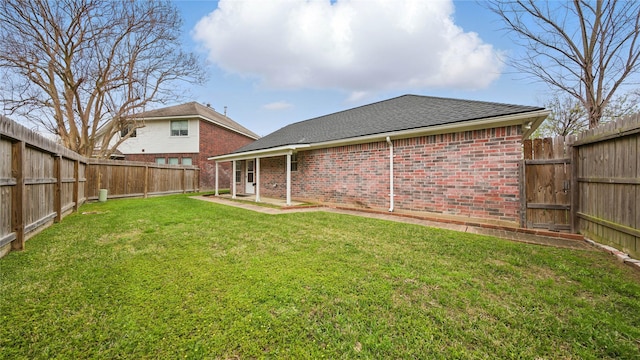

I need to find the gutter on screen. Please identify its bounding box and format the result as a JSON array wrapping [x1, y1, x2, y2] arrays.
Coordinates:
[[386, 136, 394, 212]]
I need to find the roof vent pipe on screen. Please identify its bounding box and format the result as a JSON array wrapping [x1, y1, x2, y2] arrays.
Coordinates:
[[386, 136, 394, 212]]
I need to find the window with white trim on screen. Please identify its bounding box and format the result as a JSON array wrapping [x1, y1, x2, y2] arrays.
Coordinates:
[[120, 124, 137, 138], [155, 157, 166, 164], [168, 157, 179, 165], [170, 120, 188, 136], [182, 157, 192, 165]]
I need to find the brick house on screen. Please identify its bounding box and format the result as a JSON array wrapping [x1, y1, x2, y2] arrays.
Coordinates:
[[111, 102, 259, 189], [210, 95, 549, 226]]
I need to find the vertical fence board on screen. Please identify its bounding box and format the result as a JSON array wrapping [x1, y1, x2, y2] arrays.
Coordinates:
[[11, 141, 25, 250], [0, 137, 13, 254]]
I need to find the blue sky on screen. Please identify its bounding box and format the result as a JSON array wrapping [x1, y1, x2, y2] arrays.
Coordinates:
[[174, 0, 549, 136]]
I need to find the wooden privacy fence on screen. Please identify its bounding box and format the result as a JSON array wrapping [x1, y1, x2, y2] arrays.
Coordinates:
[[523, 114, 640, 259], [573, 114, 639, 259], [1, 116, 199, 258], [86, 160, 199, 200]]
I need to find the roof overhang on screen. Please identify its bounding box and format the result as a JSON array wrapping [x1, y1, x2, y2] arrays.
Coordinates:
[[209, 144, 311, 162], [210, 110, 550, 162]]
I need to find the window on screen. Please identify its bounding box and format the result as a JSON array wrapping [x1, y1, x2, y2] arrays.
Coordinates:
[[168, 157, 179, 165], [235, 166, 241, 183], [170, 120, 188, 136], [290, 153, 298, 171], [120, 124, 137, 138], [182, 157, 192, 166], [155, 157, 166, 164]]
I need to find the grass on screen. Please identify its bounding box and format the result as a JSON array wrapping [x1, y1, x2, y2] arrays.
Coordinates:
[[1, 194, 639, 359]]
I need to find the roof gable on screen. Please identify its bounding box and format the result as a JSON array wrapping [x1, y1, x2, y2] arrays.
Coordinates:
[[233, 94, 545, 154], [134, 102, 260, 139]]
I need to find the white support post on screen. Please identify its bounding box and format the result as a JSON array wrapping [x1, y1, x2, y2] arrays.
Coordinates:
[[232, 160, 237, 199], [255, 157, 261, 202], [286, 152, 292, 206], [386, 137, 394, 212], [214, 162, 219, 196]]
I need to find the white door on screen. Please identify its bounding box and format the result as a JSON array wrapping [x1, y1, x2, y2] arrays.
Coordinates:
[[245, 160, 255, 194]]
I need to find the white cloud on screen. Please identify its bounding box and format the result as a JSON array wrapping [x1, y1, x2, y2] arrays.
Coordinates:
[[193, 0, 503, 98], [263, 101, 294, 110]]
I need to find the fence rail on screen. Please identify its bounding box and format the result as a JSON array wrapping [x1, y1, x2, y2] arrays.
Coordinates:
[[1, 116, 199, 258]]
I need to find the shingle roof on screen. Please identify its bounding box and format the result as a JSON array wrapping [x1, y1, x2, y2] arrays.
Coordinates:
[[134, 102, 260, 139], [233, 94, 544, 153]]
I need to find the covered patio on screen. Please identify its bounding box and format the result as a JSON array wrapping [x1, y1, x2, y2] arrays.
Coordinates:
[[211, 147, 305, 206]]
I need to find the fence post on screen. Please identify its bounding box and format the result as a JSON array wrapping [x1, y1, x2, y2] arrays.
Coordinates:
[[195, 169, 200, 193], [182, 168, 186, 194], [73, 159, 79, 211], [11, 140, 25, 251], [570, 143, 579, 233], [144, 165, 149, 198], [54, 155, 62, 222], [521, 139, 532, 228], [519, 159, 526, 228]]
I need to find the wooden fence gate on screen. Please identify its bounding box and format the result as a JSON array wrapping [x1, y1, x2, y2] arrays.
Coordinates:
[[522, 136, 574, 232]]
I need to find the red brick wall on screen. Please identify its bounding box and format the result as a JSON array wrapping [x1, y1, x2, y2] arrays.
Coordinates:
[[258, 157, 287, 198], [199, 121, 255, 190], [256, 126, 523, 223], [124, 121, 255, 190], [293, 143, 390, 209], [391, 126, 523, 222]]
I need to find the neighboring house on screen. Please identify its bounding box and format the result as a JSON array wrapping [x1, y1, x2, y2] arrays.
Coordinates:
[[104, 102, 259, 189], [211, 94, 549, 226]]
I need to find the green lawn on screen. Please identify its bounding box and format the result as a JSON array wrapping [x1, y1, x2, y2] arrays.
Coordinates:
[[1, 194, 639, 359]]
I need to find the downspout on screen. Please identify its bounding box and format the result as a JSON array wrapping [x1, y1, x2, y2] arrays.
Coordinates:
[[386, 136, 394, 212]]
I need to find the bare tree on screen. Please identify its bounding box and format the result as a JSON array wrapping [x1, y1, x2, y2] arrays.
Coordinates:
[[600, 91, 640, 122], [488, 0, 640, 129], [534, 94, 588, 137], [534, 90, 639, 137], [0, 0, 205, 157]]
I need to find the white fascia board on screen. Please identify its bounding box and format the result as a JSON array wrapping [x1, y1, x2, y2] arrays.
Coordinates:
[[521, 111, 551, 139], [209, 144, 311, 162]]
